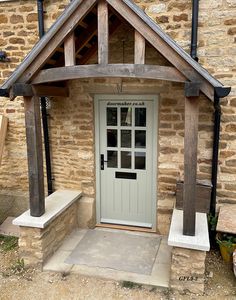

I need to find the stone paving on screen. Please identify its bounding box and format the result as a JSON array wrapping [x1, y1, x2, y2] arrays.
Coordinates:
[[43, 228, 172, 288]]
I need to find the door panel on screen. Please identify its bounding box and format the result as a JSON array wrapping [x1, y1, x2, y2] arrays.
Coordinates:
[[98, 98, 155, 228]]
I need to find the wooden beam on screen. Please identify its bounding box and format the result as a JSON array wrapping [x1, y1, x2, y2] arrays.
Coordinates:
[[134, 31, 145, 64], [98, 0, 109, 65], [183, 96, 199, 236], [18, 0, 97, 83], [32, 64, 187, 84], [12, 83, 69, 97], [107, 0, 215, 100], [185, 81, 201, 97], [64, 33, 76, 66], [79, 21, 88, 29], [75, 22, 97, 58], [24, 96, 45, 217], [78, 17, 121, 65], [0, 115, 8, 165]]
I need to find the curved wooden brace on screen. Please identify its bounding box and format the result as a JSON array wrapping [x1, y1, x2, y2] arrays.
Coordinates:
[[32, 64, 186, 85]]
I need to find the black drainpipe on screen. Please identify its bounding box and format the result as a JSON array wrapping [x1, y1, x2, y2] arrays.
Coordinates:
[[211, 87, 231, 215], [37, 0, 53, 195], [190, 0, 199, 61], [210, 93, 221, 216]]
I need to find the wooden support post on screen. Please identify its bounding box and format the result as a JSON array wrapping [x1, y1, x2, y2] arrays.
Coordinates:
[[64, 33, 76, 66], [24, 96, 45, 217], [98, 0, 109, 65], [183, 95, 199, 236], [134, 31, 145, 64]]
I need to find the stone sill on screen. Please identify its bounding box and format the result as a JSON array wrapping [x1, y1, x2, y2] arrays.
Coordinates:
[[168, 209, 210, 251], [13, 190, 82, 229]]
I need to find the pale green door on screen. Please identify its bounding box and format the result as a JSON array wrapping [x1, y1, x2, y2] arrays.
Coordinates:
[[98, 97, 155, 228]]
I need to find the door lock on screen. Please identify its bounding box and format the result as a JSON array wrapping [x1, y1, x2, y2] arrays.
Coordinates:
[[101, 154, 108, 170]]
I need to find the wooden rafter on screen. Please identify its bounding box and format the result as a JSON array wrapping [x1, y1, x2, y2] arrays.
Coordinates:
[[78, 16, 121, 65], [0, 0, 230, 101], [106, 0, 222, 100], [19, 0, 97, 83]]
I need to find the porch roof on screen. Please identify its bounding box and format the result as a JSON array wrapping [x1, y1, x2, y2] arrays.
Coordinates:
[[0, 0, 231, 101]]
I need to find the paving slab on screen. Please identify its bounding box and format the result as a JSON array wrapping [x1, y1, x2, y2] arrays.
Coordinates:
[[216, 205, 236, 234], [65, 229, 161, 275], [43, 250, 73, 273], [0, 217, 20, 237], [43, 228, 171, 288]]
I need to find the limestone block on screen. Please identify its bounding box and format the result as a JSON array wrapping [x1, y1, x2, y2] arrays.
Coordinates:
[[18, 201, 78, 269], [77, 197, 95, 229], [170, 247, 206, 295]]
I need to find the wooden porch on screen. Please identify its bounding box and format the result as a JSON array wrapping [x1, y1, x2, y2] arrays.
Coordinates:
[[0, 0, 231, 237]]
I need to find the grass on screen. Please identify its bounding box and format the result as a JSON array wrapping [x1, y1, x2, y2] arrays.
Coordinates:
[[121, 281, 142, 289], [0, 235, 18, 251]]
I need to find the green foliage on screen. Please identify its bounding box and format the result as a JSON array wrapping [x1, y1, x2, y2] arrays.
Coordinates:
[[216, 233, 236, 248], [11, 258, 25, 273], [121, 281, 142, 289], [208, 213, 218, 231], [0, 235, 18, 251]]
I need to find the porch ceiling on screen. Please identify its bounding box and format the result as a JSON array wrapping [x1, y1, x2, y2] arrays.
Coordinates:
[[0, 0, 231, 101]]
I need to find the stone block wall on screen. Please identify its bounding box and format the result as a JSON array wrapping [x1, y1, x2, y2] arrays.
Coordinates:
[[170, 247, 207, 294], [0, 0, 235, 231], [133, 0, 236, 207], [18, 201, 78, 269]]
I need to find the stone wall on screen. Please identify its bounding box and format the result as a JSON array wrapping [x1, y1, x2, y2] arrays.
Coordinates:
[[170, 247, 206, 294], [133, 0, 236, 207], [0, 0, 235, 231], [18, 200, 78, 269]]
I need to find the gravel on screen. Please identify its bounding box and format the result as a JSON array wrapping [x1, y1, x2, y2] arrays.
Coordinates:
[[0, 247, 235, 300]]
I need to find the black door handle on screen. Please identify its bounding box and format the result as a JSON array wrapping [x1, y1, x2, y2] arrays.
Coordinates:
[[101, 154, 108, 170]]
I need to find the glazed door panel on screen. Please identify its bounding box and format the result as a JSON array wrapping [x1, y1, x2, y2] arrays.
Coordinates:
[[98, 98, 155, 228]]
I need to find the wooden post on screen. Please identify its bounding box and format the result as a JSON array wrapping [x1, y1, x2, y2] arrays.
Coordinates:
[[134, 31, 145, 64], [183, 95, 199, 236], [64, 33, 76, 66], [24, 96, 45, 217], [98, 0, 109, 65]]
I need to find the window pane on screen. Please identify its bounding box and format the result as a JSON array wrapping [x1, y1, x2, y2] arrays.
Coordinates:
[[135, 108, 146, 127], [107, 151, 117, 168], [121, 130, 132, 148], [107, 107, 117, 126], [135, 130, 146, 148], [107, 129, 117, 147], [121, 107, 132, 126], [135, 152, 146, 170], [121, 151, 132, 169]]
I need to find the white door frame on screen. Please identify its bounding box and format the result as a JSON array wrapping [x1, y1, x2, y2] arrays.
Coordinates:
[[94, 94, 158, 230]]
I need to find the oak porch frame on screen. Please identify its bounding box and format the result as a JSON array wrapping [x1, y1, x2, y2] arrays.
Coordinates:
[[0, 0, 231, 236]]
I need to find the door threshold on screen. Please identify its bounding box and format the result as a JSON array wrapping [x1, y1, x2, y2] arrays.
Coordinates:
[[96, 223, 157, 233]]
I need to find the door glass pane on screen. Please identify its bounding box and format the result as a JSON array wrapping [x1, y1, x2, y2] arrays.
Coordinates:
[[121, 107, 132, 126], [135, 152, 146, 170], [121, 130, 132, 148], [107, 151, 117, 168], [107, 129, 117, 147], [121, 151, 132, 169], [107, 107, 117, 126], [135, 130, 146, 148], [135, 108, 146, 127]]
